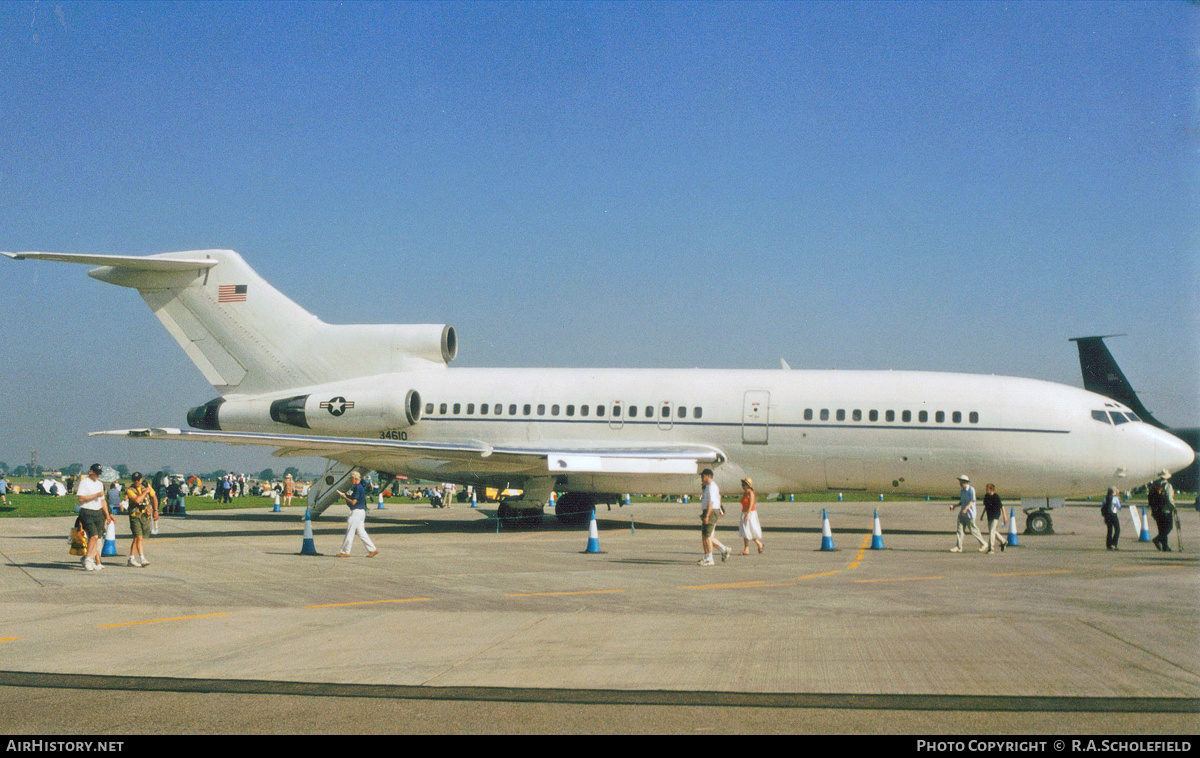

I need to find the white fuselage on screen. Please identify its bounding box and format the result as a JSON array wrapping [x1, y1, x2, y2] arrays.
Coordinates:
[[223, 366, 1193, 499]]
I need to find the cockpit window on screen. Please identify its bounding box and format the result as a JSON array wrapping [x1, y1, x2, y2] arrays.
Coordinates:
[[1125, 412, 1141, 422], [1091, 410, 1111, 424], [1109, 411, 1129, 425]]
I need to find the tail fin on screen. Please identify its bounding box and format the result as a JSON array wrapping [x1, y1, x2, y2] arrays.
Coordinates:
[[1069, 335, 1166, 429], [5, 250, 456, 395]]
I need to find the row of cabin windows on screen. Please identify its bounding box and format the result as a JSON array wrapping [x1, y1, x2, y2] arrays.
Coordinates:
[[803, 408, 980, 424], [424, 402, 704, 420]]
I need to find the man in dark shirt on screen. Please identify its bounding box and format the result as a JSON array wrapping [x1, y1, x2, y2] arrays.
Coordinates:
[[981, 483, 1007, 554], [336, 471, 378, 558]]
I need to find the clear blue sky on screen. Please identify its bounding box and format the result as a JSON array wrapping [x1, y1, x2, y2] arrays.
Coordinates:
[[0, 1, 1195, 475]]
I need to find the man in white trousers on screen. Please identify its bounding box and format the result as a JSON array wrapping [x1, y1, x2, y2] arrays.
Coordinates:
[[336, 471, 378, 558]]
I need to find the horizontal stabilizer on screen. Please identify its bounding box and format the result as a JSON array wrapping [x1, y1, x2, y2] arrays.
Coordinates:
[[2, 251, 218, 271]]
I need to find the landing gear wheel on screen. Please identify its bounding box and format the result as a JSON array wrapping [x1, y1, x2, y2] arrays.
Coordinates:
[[1025, 510, 1053, 535], [497, 500, 543, 529], [555, 493, 596, 525]]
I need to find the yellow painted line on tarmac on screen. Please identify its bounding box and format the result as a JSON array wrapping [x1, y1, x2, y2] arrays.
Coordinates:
[[0, 637, 20, 643], [505, 589, 624, 598], [305, 598, 430, 609], [2, 550, 41, 555], [848, 535, 870, 569], [853, 576, 942, 584], [796, 570, 841, 580], [989, 570, 1072, 578], [98, 613, 230, 629]]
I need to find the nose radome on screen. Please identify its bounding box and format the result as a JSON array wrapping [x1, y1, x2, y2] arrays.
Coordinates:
[[1156, 431, 1196, 477]]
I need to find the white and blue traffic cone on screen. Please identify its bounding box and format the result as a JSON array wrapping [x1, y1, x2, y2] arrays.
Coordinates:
[[470, 489, 477, 508], [102, 519, 118, 556], [549, 491, 557, 510], [820, 509, 836, 551], [788, 494, 795, 502], [837, 493, 843, 502], [300, 509, 319, 556], [622, 493, 631, 507], [870, 509, 885, 549], [272, 493, 281, 512], [1139, 507, 1152, 542], [582, 509, 603, 554], [1006, 507, 1019, 547], [377, 492, 385, 510]]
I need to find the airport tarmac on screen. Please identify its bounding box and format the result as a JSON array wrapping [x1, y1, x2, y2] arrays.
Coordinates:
[[0, 498, 1196, 734]]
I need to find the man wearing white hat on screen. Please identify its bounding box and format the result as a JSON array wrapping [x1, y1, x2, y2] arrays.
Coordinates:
[[1147, 469, 1176, 552], [950, 475, 987, 553]]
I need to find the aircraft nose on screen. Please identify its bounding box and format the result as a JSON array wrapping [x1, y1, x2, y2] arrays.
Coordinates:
[[1155, 429, 1196, 476]]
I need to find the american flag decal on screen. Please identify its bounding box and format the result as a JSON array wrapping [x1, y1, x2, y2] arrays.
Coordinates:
[[218, 284, 248, 302]]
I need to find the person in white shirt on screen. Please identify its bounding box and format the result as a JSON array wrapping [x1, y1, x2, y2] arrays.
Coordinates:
[[1102, 487, 1122, 550], [950, 475, 987, 553], [698, 469, 730, 566], [76, 463, 114, 571]]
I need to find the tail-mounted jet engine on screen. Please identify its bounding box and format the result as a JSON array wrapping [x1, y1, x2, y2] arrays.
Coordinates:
[[188, 386, 421, 434]]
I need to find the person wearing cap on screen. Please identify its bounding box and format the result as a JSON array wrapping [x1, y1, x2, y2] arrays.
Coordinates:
[[738, 478, 764, 555], [76, 464, 113, 571], [125, 473, 157, 567], [950, 475, 987, 553], [335, 471, 378, 558], [1147, 469, 1176, 551], [281, 473, 296, 508], [698, 468, 730, 566]]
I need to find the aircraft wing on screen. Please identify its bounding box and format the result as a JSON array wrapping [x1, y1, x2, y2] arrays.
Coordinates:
[[90, 428, 727, 477]]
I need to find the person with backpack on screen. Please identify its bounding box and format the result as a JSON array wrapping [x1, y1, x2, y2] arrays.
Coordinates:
[[1101, 487, 1122, 550], [1147, 470, 1176, 552]]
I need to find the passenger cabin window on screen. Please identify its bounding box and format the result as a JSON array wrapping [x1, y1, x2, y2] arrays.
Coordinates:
[[629, 406, 637, 418], [645, 405, 653, 417], [509, 404, 517, 415], [566, 405, 575, 417], [902, 411, 911, 422], [425, 403, 434, 415], [581, 405, 589, 417], [678, 406, 687, 418], [537, 404, 546, 416], [467, 403, 475, 414], [612, 404, 621, 417], [886, 410, 895, 422], [820, 409, 830, 421], [551, 405, 560, 416], [479, 404, 487, 415], [661, 405, 670, 418], [869, 410, 878, 422], [694, 407, 703, 419], [440, 403, 448, 414], [453, 403, 461, 414], [804, 409, 813, 421], [523, 404, 531, 415], [969, 412, 979, 424], [952, 411, 962, 423], [852, 409, 862, 422], [1092, 410, 1110, 424], [935, 411, 944, 423], [835, 409, 845, 421], [597, 405, 606, 417]]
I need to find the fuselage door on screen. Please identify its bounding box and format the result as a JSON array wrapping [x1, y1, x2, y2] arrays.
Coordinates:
[[658, 401, 674, 430], [743, 390, 769, 444], [609, 401, 624, 430]]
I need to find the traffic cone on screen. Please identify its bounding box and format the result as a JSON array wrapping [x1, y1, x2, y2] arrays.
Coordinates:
[[272, 493, 281, 512], [549, 491, 557, 509], [377, 492, 385, 510], [102, 519, 118, 556], [470, 489, 477, 508], [582, 508, 603, 554], [1129, 505, 1142, 539], [622, 493, 631, 507], [837, 493, 843, 502], [1006, 507, 1019, 547], [788, 494, 795, 502], [300, 509, 320, 556], [820, 509, 835, 551], [870, 509, 884, 549], [1139, 507, 1152, 542]]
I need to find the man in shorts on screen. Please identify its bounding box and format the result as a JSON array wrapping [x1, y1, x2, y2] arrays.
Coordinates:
[[0, 473, 9, 506], [76, 464, 113, 571], [698, 468, 730, 566]]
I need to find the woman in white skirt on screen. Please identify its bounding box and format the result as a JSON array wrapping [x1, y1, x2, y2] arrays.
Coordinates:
[[738, 478, 764, 555]]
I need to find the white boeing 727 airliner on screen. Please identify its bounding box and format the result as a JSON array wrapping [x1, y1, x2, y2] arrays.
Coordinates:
[[5, 249, 1193, 528]]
